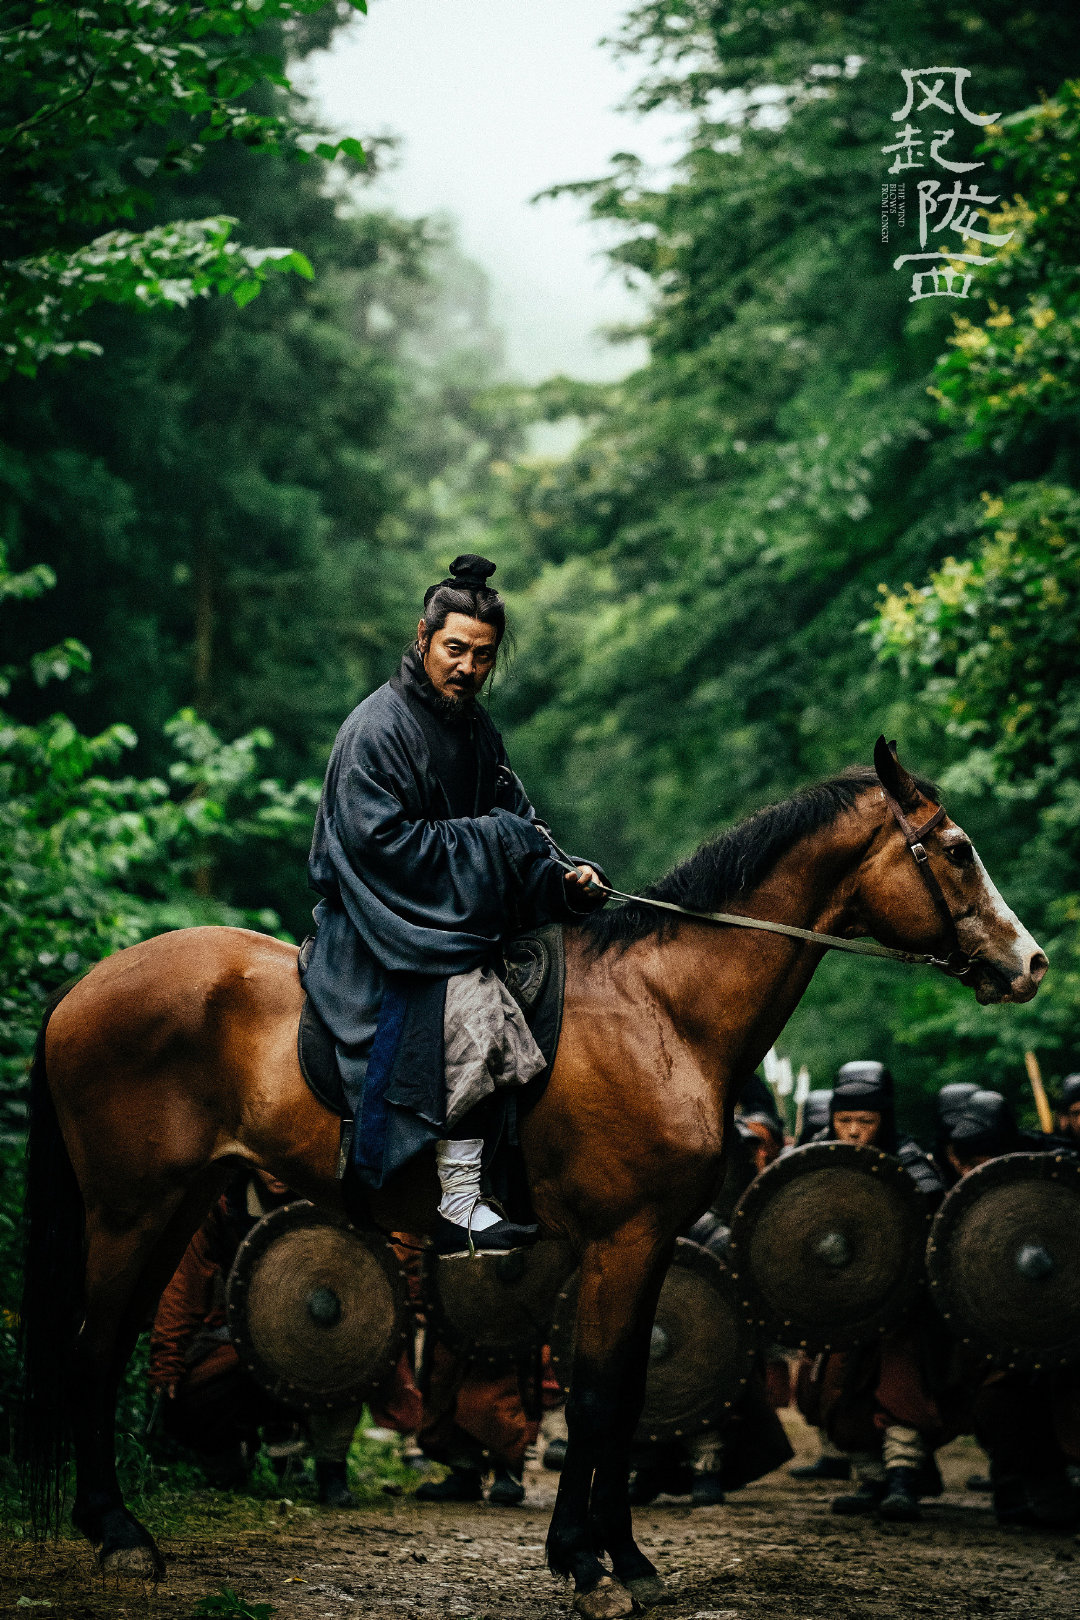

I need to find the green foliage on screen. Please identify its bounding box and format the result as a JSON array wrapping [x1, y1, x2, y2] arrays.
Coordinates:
[[876, 484, 1080, 784], [0, 546, 318, 1127], [0, 0, 366, 375], [485, 0, 1075, 1107], [192, 1590, 274, 1620], [9, 217, 314, 375], [868, 81, 1080, 1094], [931, 81, 1080, 451]]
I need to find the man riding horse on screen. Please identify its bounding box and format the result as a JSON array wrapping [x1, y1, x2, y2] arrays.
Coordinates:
[[301, 552, 606, 1253]]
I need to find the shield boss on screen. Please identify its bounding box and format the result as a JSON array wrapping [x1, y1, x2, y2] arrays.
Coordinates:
[[927, 1151, 1080, 1368], [548, 1237, 756, 1443], [421, 1239, 576, 1361], [226, 1201, 408, 1411], [728, 1142, 930, 1351]]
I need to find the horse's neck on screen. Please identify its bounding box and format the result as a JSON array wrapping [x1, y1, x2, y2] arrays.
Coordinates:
[[648, 810, 871, 1081]]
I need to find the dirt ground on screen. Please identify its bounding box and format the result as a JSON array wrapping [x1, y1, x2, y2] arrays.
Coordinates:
[[3, 1413, 1079, 1620]]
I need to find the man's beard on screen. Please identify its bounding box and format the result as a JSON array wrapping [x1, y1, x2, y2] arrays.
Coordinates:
[[431, 683, 476, 720]]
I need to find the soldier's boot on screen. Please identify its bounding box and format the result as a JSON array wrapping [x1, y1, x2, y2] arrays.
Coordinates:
[[878, 1468, 922, 1523], [791, 1454, 851, 1482], [831, 1479, 886, 1517], [690, 1473, 726, 1507], [316, 1459, 355, 1508], [995, 1468, 1080, 1530], [542, 1437, 567, 1472], [917, 1455, 944, 1498], [488, 1467, 526, 1506], [431, 1139, 538, 1254], [414, 1465, 485, 1503]]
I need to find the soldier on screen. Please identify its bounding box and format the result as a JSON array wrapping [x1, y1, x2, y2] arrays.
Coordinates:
[[794, 1089, 832, 1149], [819, 1060, 943, 1195], [938, 1090, 1080, 1530], [149, 1169, 379, 1505], [802, 1061, 945, 1522], [1058, 1073, 1080, 1145], [628, 1118, 793, 1510]]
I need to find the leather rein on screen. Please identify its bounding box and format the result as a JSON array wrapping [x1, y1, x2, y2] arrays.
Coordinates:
[[544, 790, 971, 976]]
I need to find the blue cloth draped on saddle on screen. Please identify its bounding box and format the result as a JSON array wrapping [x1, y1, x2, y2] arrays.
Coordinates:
[[351, 973, 446, 1189]]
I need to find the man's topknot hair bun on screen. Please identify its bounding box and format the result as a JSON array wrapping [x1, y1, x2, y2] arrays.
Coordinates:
[[421, 553, 509, 649], [447, 554, 497, 588]]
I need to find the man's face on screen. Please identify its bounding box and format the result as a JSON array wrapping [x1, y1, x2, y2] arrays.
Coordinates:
[[832, 1109, 882, 1148], [419, 612, 498, 706], [947, 1144, 992, 1178], [1061, 1100, 1080, 1140]]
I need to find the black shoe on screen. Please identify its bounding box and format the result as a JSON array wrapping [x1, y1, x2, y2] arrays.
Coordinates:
[[628, 1459, 693, 1505], [691, 1472, 726, 1507], [879, 1468, 922, 1523], [542, 1437, 567, 1472], [414, 1466, 484, 1503], [430, 1212, 539, 1255], [917, 1456, 944, 1499], [832, 1480, 886, 1517], [791, 1455, 852, 1482], [488, 1468, 525, 1506], [995, 1471, 1080, 1530], [316, 1460, 355, 1508]]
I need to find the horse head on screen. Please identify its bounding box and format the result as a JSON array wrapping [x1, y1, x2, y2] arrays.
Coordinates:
[[859, 736, 1047, 1006]]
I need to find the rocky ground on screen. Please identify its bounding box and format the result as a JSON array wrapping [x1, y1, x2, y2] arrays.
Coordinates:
[[3, 1414, 1079, 1619]]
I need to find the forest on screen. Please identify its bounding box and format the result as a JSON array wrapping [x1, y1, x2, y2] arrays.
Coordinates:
[[4, 0, 1080, 1172]]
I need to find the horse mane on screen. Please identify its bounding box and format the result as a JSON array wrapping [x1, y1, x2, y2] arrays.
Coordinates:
[[583, 764, 940, 954]]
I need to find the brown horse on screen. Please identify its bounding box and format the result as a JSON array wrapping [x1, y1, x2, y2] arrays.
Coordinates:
[[18, 740, 1045, 1618]]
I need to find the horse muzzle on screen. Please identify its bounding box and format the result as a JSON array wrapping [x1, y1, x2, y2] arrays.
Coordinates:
[[969, 948, 1048, 1005]]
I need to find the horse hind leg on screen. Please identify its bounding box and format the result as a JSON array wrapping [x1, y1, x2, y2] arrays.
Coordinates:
[[547, 1229, 670, 1620], [72, 1172, 231, 1576]]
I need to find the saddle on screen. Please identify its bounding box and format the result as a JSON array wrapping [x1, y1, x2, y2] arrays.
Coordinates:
[[296, 924, 566, 1120]]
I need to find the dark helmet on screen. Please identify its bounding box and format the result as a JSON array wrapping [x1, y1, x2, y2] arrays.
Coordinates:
[[1061, 1073, 1080, 1110], [944, 1089, 1020, 1161], [936, 1082, 980, 1127], [797, 1090, 832, 1146], [832, 1060, 893, 1109], [935, 1083, 980, 1153], [830, 1060, 896, 1153]]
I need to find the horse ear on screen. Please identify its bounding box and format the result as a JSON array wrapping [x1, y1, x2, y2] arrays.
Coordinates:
[[873, 735, 921, 809]]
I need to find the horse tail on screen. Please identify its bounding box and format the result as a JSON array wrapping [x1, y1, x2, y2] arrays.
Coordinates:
[[16, 986, 86, 1534]]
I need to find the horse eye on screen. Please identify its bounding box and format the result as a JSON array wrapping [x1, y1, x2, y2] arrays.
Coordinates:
[[945, 840, 974, 869]]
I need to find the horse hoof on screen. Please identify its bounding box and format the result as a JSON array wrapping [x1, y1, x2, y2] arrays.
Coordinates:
[[99, 1540, 164, 1581], [573, 1575, 635, 1619], [626, 1573, 667, 1609]]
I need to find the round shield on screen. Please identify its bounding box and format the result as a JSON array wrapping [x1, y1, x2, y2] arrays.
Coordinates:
[[420, 1239, 577, 1363], [548, 1238, 756, 1443], [727, 1142, 931, 1352], [926, 1151, 1080, 1369], [226, 1201, 409, 1411]]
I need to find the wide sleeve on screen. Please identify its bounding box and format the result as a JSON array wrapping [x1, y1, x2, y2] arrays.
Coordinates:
[[319, 703, 577, 974], [494, 753, 608, 920]]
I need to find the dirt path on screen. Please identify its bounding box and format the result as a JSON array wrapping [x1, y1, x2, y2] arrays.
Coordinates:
[[3, 1415, 1079, 1619]]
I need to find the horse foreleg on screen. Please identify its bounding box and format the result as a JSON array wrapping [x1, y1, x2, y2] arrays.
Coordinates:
[[547, 1226, 670, 1620], [587, 1282, 668, 1608]]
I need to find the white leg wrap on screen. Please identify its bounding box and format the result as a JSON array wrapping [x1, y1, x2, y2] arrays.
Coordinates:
[[435, 1138, 501, 1231]]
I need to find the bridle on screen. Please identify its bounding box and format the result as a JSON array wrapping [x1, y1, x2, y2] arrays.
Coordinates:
[[539, 787, 972, 976], [877, 789, 970, 977]]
